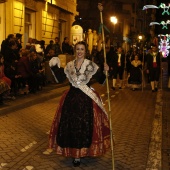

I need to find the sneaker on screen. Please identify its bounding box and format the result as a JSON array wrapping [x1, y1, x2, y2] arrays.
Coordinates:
[[72, 159, 80, 167]]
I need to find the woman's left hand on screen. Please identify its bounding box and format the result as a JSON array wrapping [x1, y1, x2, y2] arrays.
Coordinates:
[[104, 63, 109, 71]]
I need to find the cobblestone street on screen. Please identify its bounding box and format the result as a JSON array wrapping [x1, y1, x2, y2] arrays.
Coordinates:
[[0, 63, 169, 170]]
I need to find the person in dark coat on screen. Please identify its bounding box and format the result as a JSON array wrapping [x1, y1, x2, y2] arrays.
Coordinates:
[[53, 37, 62, 57], [1, 34, 14, 57], [45, 40, 54, 58], [146, 45, 161, 92], [15, 33, 22, 53], [107, 46, 125, 90], [3, 40, 20, 94], [29, 52, 46, 90], [17, 49, 32, 94], [3, 40, 20, 71], [62, 37, 73, 55]]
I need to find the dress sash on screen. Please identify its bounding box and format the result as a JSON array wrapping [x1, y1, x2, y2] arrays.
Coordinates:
[[78, 85, 108, 117]]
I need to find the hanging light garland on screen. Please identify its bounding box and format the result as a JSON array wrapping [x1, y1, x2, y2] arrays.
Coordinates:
[[143, 2, 170, 58]]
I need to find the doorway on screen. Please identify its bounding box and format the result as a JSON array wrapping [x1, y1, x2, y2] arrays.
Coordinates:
[[24, 8, 36, 48]]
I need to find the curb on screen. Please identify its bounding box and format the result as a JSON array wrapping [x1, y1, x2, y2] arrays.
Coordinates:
[[146, 89, 163, 170], [0, 82, 69, 115]]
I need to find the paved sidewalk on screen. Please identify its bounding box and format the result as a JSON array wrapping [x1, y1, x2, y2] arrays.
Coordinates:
[[0, 81, 69, 114]]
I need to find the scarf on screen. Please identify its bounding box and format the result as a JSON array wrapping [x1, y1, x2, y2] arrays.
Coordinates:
[[64, 59, 108, 116]]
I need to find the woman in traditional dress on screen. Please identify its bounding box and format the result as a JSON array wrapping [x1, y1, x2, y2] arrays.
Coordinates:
[[128, 54, 142, 90], [49, 41, 111, 167]]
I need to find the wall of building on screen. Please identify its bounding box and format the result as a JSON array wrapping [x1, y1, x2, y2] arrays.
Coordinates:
[[0, 3, 6, 43], [0, 0, 77, 49]]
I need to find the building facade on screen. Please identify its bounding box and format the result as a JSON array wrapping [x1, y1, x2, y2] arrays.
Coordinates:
[[77, 0, 157, 51], [0, 0, 78, 48]]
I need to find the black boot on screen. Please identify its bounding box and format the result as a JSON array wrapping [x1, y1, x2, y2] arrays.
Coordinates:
[[72, 158, 80, 167]]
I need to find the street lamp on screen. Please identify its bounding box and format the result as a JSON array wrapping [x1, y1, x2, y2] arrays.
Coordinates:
[[138, 35, 143, 49], [110, 16, 118, 33], [138, 35, 143, 42], [110, 16, 118, 46], [110, 16, 118, 25]]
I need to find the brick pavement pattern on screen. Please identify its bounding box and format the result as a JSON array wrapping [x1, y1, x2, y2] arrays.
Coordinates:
[[0, 75, 163, 170]]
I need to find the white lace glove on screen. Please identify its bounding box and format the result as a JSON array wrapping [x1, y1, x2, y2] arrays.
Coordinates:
[[49, 57, 61, 68]]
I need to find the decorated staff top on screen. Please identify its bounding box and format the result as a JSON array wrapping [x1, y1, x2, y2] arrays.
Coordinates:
[[98, 3, 103, 12]]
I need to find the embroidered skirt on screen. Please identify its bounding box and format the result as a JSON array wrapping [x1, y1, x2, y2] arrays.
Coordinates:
[[49, 87, 110, 158]]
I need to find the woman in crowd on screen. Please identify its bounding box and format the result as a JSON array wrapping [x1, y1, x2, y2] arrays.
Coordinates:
[[128, 54, 142, 90], [29, 52, 45, 91], [17, 49, 32, 94], [49, 41, 111, 167], [0, 54, 11, 104]]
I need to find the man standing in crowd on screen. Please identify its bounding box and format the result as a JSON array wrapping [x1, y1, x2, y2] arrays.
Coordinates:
[[53, 37, 62, 57], [45, 40, 54, 57], [15, 33, 22, 53], [146, 45, 161, 92], [62, 37, 73, 55], [1, 34, 15, 56], [108, 46, 125, 90]]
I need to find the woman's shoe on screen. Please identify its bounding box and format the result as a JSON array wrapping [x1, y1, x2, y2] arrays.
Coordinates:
[[72, 159, 80, 167]]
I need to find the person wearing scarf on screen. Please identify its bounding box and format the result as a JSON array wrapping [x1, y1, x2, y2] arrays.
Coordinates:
[[49, 41, 111, 167], [146, 45, 161, 92]]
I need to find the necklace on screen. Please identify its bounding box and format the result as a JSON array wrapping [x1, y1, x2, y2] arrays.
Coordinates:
[[74, 59, 84, 72]]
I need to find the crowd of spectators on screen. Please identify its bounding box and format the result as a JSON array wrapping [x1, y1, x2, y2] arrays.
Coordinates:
[[1, 34, 159, 105], [0, 34, 74, 105]]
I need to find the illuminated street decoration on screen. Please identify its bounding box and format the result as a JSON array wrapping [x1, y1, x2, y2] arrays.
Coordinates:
[[158, 35, 170, 57], [149, 22, 160, 26], [159, 3, 170, 15], [143, 3, 170, 58], [149, 20, 170, 29], [160, 20, 170, 29], [143, 3, 170, 15], [142, 5, 158, 10]]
